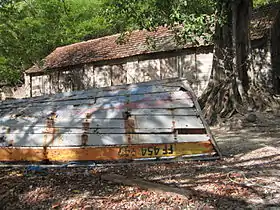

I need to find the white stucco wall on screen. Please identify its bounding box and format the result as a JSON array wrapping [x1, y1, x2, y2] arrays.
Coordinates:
[[27, 50, 214, 98]]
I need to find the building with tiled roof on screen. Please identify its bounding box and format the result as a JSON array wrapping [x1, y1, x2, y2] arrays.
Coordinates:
[[25, 3, 280, 97]]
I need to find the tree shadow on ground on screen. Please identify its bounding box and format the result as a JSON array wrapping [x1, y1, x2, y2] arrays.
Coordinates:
[[1, 141, 279, 209], [1, 112, 279, 210]]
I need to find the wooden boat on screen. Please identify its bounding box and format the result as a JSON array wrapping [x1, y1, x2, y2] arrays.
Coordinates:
[[0, 78, 221, 164]]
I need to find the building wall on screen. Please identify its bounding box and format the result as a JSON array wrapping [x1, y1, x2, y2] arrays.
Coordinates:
[[251, 38, 273, 89], [26, 40, 275, 99], [24, 74, 31, 98], [0, 85, 26, 100], [28, 48, 214, 98], [271, 12, 280, 93]]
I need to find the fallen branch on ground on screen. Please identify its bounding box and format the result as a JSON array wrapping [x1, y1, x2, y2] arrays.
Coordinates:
[[101, 173, 189, 197]]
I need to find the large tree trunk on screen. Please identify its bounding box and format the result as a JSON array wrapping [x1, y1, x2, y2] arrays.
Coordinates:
[[199, 0, 278, 125]]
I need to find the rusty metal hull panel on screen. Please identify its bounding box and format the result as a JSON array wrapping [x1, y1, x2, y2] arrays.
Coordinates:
[[0, 78, 221, 162]]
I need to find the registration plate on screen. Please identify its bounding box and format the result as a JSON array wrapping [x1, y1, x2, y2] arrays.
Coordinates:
[[118, 144, 174, 158]]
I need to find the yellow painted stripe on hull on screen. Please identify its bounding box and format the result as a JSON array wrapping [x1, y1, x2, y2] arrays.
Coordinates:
[[0, 141, 215, 162]]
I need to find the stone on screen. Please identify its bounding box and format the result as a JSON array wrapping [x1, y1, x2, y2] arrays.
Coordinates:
[[246, 113, 257, 123]]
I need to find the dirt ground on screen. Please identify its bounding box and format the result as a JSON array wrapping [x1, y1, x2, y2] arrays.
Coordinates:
[[0, 111, 279, 210]]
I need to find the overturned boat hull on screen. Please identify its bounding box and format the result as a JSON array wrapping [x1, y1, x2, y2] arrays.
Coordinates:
[[0, 78, 221, 163]]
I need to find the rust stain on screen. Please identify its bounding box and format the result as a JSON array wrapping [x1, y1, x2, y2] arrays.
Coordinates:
[[123, 111, 135, 144], [42, 112, 58, 161], [7, 140, 14, 147], [172, 120, 176, 130], [197, 141, 214, 149], [86, 113, 92, 119], [6, 127, 11, 134], [172, 120, 178, 142], [81, 113, 91, 146], [43, 146, 49, 163], [82, 121, 90, 131], [81, 133, 88, 146], [44, 120, 56, 146], [46, 118, 54, 128]]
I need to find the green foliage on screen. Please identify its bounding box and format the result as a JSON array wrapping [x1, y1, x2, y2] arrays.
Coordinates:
[[0, 0, 114, 85], [0, 57, 21, 85], [105, 0, 280, 45], [253, 0, 280, 7], [0, 0, 279, 85], [105, 0, 215, 30], [59, 0, 115, 41], [105, 0, 217, 46]]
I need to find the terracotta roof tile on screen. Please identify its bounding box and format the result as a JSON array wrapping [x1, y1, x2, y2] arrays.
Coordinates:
[[26, 27, 200, 73], [26, 3, 280, 74]]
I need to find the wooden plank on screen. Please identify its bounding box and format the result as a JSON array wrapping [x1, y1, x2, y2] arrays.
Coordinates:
[[0, 82, 181, 109], [0, 96, 194, 111], [0, 118, 125, 129], [0, 115, 204, 131], [0, 77, 189, 107], [1, 131, 209, 146], [0, 127, 206, 135], [0, 141, 215, 161], [0, 108, 198, 123], [133, 108, 197, 116], [135, 115, 204, 129], [101, 174, 188, 197], [1, 127, 173, 134]]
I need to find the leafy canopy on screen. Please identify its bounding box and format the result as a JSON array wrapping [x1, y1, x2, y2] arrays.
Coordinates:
[[0, 0, 114, 85], [0, 0, 279, 85], [105, 0, 216, 44]]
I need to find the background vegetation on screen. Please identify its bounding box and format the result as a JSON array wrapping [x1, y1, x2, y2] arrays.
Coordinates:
[[0, 0, 278, 85]]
